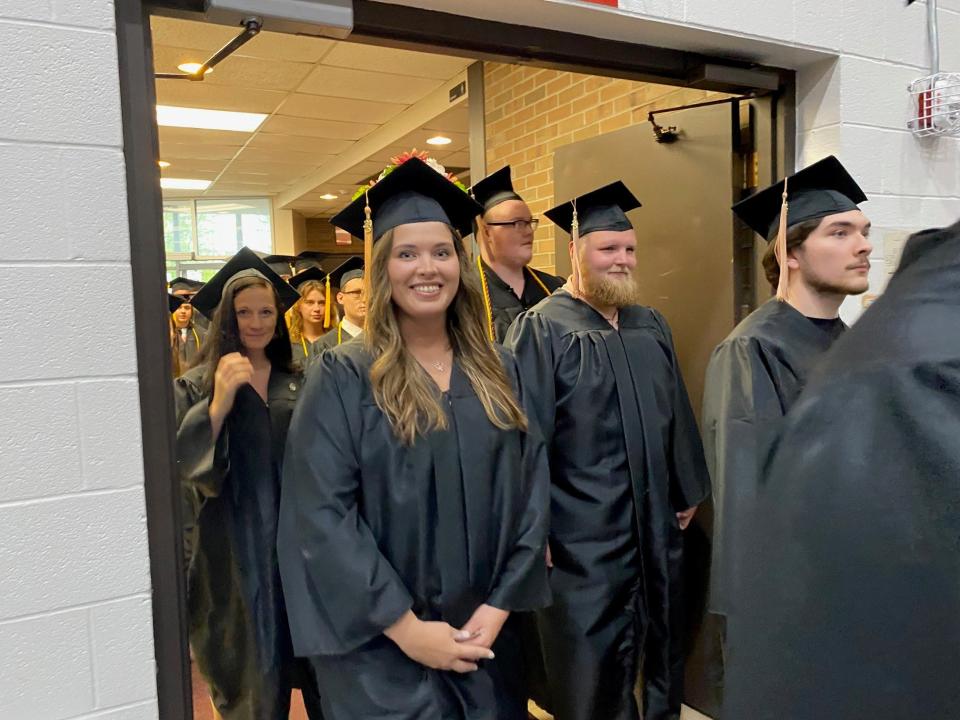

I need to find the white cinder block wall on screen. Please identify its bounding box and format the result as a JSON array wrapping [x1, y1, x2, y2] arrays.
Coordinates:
[[0, 3, 157, 720]]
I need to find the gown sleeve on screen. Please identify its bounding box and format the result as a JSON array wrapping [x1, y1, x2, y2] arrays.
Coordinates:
[[174, 372, 230, 499], [279, 351, 413, 655], [486, 349, 552, 612], [652, 310, 711, 511], [701, 334, 782, 616], [503, 312, 558, 448]]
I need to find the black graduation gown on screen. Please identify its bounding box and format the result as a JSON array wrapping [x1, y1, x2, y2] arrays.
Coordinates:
[[690, 299, 845, 714], [277, 342, 552, 720], [312, 321, 359, 352], [724, 221, 960, 720], [176, 324, 205, 370], [478, 259, 564, 343], [291, 336, 324, 366], [174, 365, 323, 720], [505, 291, 711, 720]]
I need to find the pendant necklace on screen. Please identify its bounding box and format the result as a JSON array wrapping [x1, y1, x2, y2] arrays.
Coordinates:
[[431, 360, 447, 373]]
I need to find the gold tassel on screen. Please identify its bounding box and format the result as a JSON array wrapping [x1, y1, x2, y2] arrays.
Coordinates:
[[774, 177, 790, 302], [363, 195, 373, 331], [570, 201, 582, 296], [323, 274, 332, 329]]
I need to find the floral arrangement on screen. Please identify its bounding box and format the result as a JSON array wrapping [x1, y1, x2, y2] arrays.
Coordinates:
[[351, 149, 467, 200]]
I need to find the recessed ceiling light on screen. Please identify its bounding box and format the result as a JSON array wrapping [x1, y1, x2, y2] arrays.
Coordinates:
[[177, 62, 213, 76], [156, 105, 267, 133], [157, 160, 171, 168], [426, 135, 452, 146], [319, 193, 338, 200], [161, 178, 211, 190]]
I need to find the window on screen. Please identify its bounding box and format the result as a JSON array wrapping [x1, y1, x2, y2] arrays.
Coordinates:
[[162, 197, 272, 259]]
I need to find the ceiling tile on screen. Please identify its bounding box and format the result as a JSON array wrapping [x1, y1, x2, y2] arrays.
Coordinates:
[[320, 43, 473, 80], [158, 159, 226, 174], [155, 80, 285, 114], [158, 143, 242, 161], [298, 65, 444, 104], [245, 133, 353, 155], [235, 30, 336, 64], [158, 126, 250, 146], [423, 105, 470, 132], [153, 45, 313, 91], [234, 146, 334, 166], [277, 93, 407, 124], [227, 159, 319, 175], [260, 115, 378, 140], [161, 169, 220, 181], [150, 17, 239, 52]]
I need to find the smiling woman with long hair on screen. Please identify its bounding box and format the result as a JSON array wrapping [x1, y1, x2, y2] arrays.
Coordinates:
[[174, 248, 323, 720], [278, 157, 551, 720]]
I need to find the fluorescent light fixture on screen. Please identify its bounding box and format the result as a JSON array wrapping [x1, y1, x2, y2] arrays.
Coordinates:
[[161, 178, 212, 190], [157, 160, 171, 168], [156, 105, 267, 133], [426, 135, 452, 146], [178, 62, 213, 75], [319, 193, 338, 200]]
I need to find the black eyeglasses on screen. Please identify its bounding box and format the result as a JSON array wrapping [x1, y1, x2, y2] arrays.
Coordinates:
[[486, 218, 540, 232]]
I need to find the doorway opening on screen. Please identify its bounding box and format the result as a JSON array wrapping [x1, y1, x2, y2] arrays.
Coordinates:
[[116, 3, 795, 718]]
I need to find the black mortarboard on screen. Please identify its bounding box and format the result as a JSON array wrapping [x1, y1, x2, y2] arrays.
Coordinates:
[[327, 256, 364, 289], [545, 181, 642, 236], [260, 253, 297, 277], [330, 157, 482, 241], [168, 293, 187, 313], [732, 156, 868, 240], [168, 277, 204, 295], [293, 250, 328, 273], [191, 247, 301, 319], [288, 266, 327, 292], [470, 166, 523, 213]]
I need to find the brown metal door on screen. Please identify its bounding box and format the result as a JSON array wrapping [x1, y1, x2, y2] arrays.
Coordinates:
[[553, 103, 740, 419]]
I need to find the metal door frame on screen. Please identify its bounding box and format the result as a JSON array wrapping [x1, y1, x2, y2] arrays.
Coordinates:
[[116, 2, 795, 717]]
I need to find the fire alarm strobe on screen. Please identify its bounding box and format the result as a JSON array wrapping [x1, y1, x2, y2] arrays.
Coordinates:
[[906, 0, 960, 138]]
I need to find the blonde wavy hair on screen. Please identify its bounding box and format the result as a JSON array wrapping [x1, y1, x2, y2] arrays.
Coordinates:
[[287, 279, 337, 343], [365, 225, 528, 445]]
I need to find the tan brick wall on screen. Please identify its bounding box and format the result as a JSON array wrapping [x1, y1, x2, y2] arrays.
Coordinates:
[[485, 63, 727, 274]]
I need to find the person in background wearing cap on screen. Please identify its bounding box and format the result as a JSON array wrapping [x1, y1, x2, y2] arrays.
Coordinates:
[[288, 266, 336, 365], [314, 257, 366, 351], [724, 218, 960, 720], [168, 294, 186, 378], [698, 156, 873, 713], [294, 250, 329, 274], [505, 181, 710, 720], [169, 279, 206, 370], [470, 166, 564, 343], [278, 157, 551, 720], [173, 248, 323, 720]]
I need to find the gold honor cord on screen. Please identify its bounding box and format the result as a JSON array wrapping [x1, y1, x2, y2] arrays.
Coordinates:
[[170, 312, 201, 350], [337, 321, 343, 346], [527, 267, 552, 296], [476, 255, 497, 343], [323, 274, 332, 329], [301, 336, 309, 357]]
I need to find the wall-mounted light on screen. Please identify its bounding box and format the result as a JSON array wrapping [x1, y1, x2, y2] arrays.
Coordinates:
[[158, 160, 171, 168], [177, 62, 214, 76]]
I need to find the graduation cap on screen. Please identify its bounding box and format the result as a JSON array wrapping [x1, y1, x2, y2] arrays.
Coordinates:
[[470, 166, 523, 214], [293, 250, 328, 273], [190, 247, 301, 319], [331, 157, 482, 242], [732, 155, 868, 300], [327, 256, 364, 289], [168, 277, 204, 296], [260, 253, 297, 277], [288, 266, 327, 292], [169, 293, 187, 314], [732, 156, 867, 241], [545, 181, 642, 237]]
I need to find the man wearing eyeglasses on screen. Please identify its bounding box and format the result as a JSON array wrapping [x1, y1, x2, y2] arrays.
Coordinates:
[[314, 258, 366, 352], [471, 167, 564, 343]]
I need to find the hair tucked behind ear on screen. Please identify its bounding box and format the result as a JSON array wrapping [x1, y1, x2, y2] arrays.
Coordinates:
[[364, 225, 528, 445], [194, 275, 294, 394]]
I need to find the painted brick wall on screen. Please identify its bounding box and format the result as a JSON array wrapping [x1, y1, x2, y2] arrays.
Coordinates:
[[0, 3, 157, 719], [483, 63, 726, 273]]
